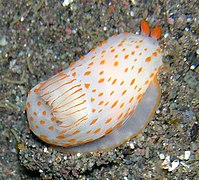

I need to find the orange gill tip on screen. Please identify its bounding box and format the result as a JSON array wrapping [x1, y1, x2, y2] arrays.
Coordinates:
[[141, 19, 150, 36], [151, 26, 162, 40]]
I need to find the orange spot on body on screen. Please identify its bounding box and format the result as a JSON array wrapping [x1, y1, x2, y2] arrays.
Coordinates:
[[145, 80, 149, 85], [98, 92, 104, 97], [120, 80, 124, 86], [85, 138, 93, 143], [37, 101, 41, 106], [120, 102, 125, 108], [27, 102, 30, 107], [111, 48, 115, 53], [157, 48, 161, 53], [116, 120, 124, 128], [118, 113, 123, 119], [40, 135, 48, 139], [73, 130, 80, 135], [62, 144, 70, 147], [80, 56, 85, 60], [124, 54, 129, 59], [137, 94, 143, 100], [124, 68, 128, 72], [72, 72, 76, 77], [105, 128, 113, 135], [91, 97, 95, 102], [111, 100, 118, 108], [86, 130, 91, 134], [34, 88, 39, 93], [134, 85, 138, 90], [89, 62, 94, 66], [118, 43, 123, 47], [138, 67, 143, 73], [99, 101, 104, 105], [33, 112, 37, 116], [102, 40, 108, 44], [98, 109, 103, 113], [129, 96, 134, 103], [70, 61, 75, 67], [110, 90, 114, 96], [114, 61, 118, 66], [101, 50, 106, 54], [105, 101, 109, 106], [42, 111, 46, 115], [105, 118, 112, 124], [112, 78, 117, 85], [122, 90, 127, 95], [130, 78, 135, 85], [85, 83, 90, 89], [48, 126, 54, 131], [40, 120, 45, 125], [68, 138, 76, 143], [99, 71, 104, 75], [115, 54, 118, 58], [98, 78, 105, 83], [145, 56, 152, 62], [150, 72, 155, 78], [84, 71, 91, 76], [100, 59, 105, 65], [153, 52, 157, 56], [91, 56, 96, 60], [56, 135, 65, 140], [90, 118, 98, 125], [30, 116, 34, 121], [94, 128, 101, 134]]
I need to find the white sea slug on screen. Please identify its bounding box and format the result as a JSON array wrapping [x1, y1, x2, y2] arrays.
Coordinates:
[[26, 20, 163, 152]]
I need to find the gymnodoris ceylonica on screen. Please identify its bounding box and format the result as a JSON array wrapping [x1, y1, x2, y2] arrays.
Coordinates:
[[26, 20, 163, 152]]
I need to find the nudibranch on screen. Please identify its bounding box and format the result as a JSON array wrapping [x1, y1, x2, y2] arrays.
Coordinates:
[[26, 20, 163, 153]]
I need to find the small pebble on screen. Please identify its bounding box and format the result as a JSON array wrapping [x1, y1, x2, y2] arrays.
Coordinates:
[[0, 37, 8, 46], [43, 147, 48, 153], [76, 153, 81, 157], [159, 153, 165, 160], [63, 0, 74, 7], [184, 151, 191, 160], [168, 159, 179, 172], [129, 143, 135, 149]]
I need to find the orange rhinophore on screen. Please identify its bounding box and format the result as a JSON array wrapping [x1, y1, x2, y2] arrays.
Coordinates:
[[26, 20, 163, 153], [141, 19, 162, 39]]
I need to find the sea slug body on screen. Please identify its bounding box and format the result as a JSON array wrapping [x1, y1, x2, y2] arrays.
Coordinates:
[[26, 20, 163, 152]]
